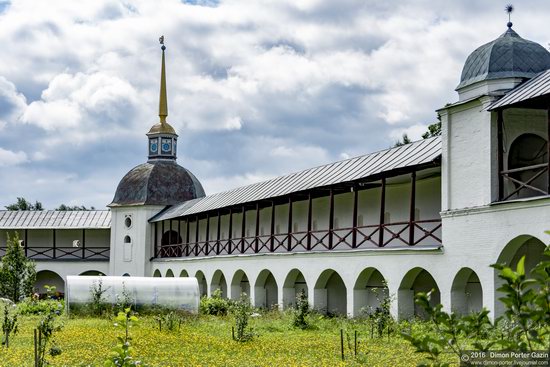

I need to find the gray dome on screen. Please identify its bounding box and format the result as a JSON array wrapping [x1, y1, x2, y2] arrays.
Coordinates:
[[110, 161, 205, 207], [457, 27, 550, 90]]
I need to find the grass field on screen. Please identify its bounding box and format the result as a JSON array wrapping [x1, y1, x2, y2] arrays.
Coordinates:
[[0, 312, 448, 367]]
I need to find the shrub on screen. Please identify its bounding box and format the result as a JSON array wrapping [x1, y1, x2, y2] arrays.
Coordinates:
[[105, 308, 147, 367], [0, 232, 36, 302], [1, 302, 18, 348], [231, 293, 254, 342], [292, 290, 310, 329], [402, 245, 550, 367], [17, 298, 64, 315], [35, 307, 64, 367], [89, 279, 109, 317], [200, 289, 230, 316]]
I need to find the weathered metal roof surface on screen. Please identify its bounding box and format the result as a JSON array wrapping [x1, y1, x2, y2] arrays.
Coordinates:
[[0, 210, 111, 229], [109, 160, 205, 207], [488, 69, 550, 110], [457, 28, 550, 90], [151, 137, 441, 221]]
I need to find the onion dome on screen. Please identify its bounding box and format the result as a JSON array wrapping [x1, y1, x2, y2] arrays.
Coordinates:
[[109, 36, 205, 207], [110, 161, 205, 206], [457, 24, 550, 90]]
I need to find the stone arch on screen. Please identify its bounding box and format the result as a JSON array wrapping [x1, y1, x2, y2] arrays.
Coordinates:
[[165, 269, 174, 277], [195, 270, 207, 297], [398, 267, 440, 320], [353, 268, 388, 316], [79, 270, 106, 276], [314, 269, 347, 315], [494, 235, 548, 317], [254, 269, 278, 309], [282, 268, 308, 309], [230, 269, 250, 300], [35, 270, 65, 298], [179, 269, 189, 277], [153, 269, 162, 277], [451, 267, 482, 315], [210, 270, 228, 298]]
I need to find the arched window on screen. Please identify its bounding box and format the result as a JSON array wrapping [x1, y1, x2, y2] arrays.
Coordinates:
[[124, 235, 131, 243], [507, 133, 548, 199]]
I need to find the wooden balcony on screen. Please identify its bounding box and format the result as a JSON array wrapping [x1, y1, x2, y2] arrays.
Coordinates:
[[156, 219, 442, 258]]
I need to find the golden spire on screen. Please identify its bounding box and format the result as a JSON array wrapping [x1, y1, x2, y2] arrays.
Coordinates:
[[159, 35, 168, 123], [148, 35, 176, 135]]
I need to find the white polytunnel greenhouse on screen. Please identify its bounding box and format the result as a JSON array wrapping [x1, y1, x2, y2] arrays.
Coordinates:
[[66, 276, 200, 314]]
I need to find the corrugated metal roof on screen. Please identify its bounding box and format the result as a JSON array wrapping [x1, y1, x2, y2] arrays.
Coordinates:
[[0, 210, 111, 229], [488, 69, 550, 110], [152, 137, 441, 222]]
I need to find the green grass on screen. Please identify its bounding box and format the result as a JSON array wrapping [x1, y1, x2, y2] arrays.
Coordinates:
[[0, 312, 451, 367]]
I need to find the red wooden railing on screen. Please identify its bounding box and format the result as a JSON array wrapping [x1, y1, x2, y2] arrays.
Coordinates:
[[157, 219, 442, 258], [0, 246, 110, 261]]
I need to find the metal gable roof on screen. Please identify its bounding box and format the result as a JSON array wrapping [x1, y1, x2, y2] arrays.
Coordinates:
[[488, 69, 550, 110], [0, 210, 111, 229], [151, 136, 442, 222]]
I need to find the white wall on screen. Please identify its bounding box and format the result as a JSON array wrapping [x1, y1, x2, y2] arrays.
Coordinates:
[[110, 205, 164, 277]]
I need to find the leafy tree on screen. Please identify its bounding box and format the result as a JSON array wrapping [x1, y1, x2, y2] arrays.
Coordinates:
[[421, 121, 442, 139], [394, 133, 412, 147], [5, 198, 43, 211], [403, 245, 550, 366], [393, 120, 442, 147], [0, 232, 36, 302], [56, 204, 95, 211]]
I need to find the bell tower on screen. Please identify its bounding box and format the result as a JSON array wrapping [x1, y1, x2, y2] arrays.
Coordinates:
[[147, 35, 178, 161]]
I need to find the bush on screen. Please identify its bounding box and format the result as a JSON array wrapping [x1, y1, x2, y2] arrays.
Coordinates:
[[0, 232, 36, 302], [292, 290, 310, 329], [17, 298, 64, 316], [231, 293, 254, 342], [200, 289, 231, 316]]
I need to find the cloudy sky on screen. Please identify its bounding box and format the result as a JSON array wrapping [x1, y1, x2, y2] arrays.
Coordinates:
[[0, 0, 549, 209]]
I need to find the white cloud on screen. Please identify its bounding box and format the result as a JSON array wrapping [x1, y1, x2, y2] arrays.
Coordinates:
[[0, 76, 26, 128], [0, 0, 549, 208], [0, 148, 28, 167]]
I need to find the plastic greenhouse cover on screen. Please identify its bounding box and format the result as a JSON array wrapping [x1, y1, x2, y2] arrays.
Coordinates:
[[66, 276, 199, 313]]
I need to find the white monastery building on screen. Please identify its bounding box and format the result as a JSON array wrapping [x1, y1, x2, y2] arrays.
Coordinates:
[[1, 21, 550, 320]]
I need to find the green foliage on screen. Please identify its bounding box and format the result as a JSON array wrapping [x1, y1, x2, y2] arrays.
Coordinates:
[[155, 311, 182, 332], [292, 290, 310, 329], [56, 204, 95, 211], [231, 293, 254, 342], [1, 303, 18, 348], [114, 282, 135, 314], [491, 246, 550, 352], [43, 285, 56, 300], [361, 288, 395, 338], [394, 133, 412, 147], [403, 245, 550, 366], [200, 289, 231, 316], [421, 121, 442, 139], [402, 291, 495, 367], [104, 308, 147, 367], [5, 197, 43, 211], [89, 279, 109, 317], [35, 307, 63, 367], [0, 232, 36, 302], [17, 298, 64, 315]]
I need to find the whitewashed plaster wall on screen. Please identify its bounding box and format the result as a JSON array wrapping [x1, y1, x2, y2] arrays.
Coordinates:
[[110, 205, 164, 277]]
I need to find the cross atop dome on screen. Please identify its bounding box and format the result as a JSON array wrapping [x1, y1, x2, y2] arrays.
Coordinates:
[[147, 36, 178, 160]]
